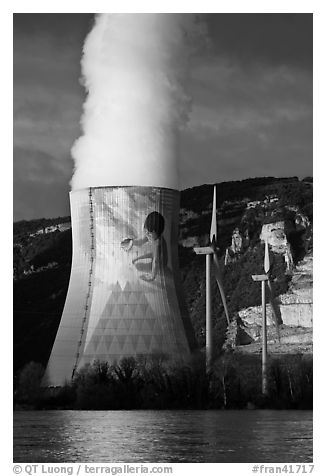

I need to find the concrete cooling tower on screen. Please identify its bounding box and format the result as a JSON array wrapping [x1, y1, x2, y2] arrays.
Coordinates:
[[43, 186, 197, 386]]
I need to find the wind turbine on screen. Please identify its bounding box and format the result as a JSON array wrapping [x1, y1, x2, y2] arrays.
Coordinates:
[[194, 185, 230, 371]]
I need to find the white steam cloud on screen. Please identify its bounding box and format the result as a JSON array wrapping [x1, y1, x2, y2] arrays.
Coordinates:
[[71, 13, 199, 191]]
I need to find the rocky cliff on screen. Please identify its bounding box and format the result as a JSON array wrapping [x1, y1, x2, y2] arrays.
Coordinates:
[[232, 251, 313, 354]]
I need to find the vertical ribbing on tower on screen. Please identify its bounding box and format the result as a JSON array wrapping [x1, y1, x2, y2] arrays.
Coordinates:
[[71, 187, 95, 380]]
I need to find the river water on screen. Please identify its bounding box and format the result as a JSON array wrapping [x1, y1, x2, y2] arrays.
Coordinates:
[[13, 410, 312, 463]]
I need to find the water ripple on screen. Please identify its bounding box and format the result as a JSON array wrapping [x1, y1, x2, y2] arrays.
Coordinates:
[[13, 410, 313, 463]]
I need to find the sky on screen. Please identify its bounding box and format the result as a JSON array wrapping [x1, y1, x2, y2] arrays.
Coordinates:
[[13, 13, 313, 221]]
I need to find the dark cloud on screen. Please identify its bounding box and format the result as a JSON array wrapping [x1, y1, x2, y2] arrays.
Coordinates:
[[182, 47, 312, 190], [14, 147, 72, 220], [180, 116, 312, 189], [205, 14, 312, 69], [13, 13, 95, 46], [13, 21, 84, 221]]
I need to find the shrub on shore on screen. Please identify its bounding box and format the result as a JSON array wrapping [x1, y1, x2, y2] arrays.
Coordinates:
[[14, 352, 312, 411]]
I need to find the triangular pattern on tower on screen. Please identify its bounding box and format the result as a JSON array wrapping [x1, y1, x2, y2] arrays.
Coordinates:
[[82, 279, 171, 360]]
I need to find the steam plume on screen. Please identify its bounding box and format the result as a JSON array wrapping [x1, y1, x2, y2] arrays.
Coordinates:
[[71, 13, 197, 190]]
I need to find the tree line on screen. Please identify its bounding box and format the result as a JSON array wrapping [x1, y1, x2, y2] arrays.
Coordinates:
[[14, 352, 312, 411]]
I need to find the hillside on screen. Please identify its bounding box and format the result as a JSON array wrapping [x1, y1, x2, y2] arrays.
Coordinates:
[[229, 250, 313, 355], [13, 176, 313, 375]]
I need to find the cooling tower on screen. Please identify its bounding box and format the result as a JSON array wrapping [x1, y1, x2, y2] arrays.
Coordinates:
[[43, 186, 196, 386]]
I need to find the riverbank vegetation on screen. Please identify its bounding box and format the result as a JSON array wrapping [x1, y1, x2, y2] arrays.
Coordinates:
[[14, 352, 312, 411]]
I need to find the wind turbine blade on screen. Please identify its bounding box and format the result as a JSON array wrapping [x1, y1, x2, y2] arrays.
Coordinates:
[[264, 238, 270, 274], [267, 277, 281, 342], [210, 185, 217, 244], [212, 252, 230, 325]]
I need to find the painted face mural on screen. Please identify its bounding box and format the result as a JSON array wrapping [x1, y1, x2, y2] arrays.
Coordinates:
[[121, 211, 168, 282]]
